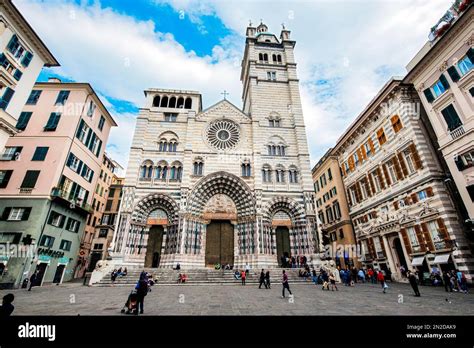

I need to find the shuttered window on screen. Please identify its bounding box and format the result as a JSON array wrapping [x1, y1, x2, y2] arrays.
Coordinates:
[[20, 170, 40, 188], [32, 147, 49, 161], [16, 112, 32, 130], [44, 113, 61, 131], [441, 104, 463, 131]]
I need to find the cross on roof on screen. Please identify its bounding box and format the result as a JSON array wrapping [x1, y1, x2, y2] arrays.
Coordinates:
[[221, 90, 229, 100]]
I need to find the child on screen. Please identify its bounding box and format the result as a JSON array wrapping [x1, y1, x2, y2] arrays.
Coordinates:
[[329, 273, 338, 291]]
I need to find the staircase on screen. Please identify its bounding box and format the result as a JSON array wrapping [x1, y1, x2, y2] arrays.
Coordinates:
[[93, 268, 315, 287]]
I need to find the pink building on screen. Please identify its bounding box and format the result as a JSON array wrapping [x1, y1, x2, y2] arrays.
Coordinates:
[[0, 78, 116, 288]]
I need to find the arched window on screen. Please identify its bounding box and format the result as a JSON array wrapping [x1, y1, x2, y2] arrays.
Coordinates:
[[152, 96, 161, 107], [279, 145, 286, 156], [275, 166, 285, 183], [277, 55, 282, 63], [155, 166, 162, 179], [170, 166, 176, 180], [288, 167, 298, 183], [169, 96, 177, 108], [263, 53, 268, 62], [160, 96, 169, 108], [184, 97, 192, 109], [168, 141, 177, 152], [259, 53, 263, 61], [272, 54, 277, 62], [276, 146, 282, 156], [193, 159, 203, 176], [177, 97, 184, 108], [161, 166, 168, 180], [272, 145, 276, 156], [139, 160, 153, 179], [241, 163, 251, 177], [177, 166, 182, 181], [158, 140, 166, 152], [262, 165, 272, 183]]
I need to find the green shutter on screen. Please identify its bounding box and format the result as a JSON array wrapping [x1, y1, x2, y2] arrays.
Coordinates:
[[0, 88, 15, 110], [439, 74, 450, 90], [13, 69, 23, 81], [21, 52, 33, 67], [96, 139, 102, 157], [441, 105, 462, 131], [76, 119, 85, 139], [447, 66, 460, 82], [16, 112, 32, 130], [467, 47, 474, 63], [1, 207, 12, 220], [423, 88, 435, 103], [7, 34, 18, 53], [21, 207, 32, 221], [0, 170, 13, 188]]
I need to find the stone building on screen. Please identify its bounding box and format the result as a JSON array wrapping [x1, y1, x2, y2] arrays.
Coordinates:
[[404, 4, 473, 240], [111, 22, 318, 269], [332, 77, 473, 282], [0, 79, 116, 288], [0, 0, 59, 151], [312, 149, 357, 268]]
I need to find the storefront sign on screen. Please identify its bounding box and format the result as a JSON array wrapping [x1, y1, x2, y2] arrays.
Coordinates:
[[58, 257, 69, 265], [38, 255, 52, 263]]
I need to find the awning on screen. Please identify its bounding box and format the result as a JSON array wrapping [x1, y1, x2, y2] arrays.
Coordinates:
[[433, 253, 451, 265], [411, 256, 425, 266]]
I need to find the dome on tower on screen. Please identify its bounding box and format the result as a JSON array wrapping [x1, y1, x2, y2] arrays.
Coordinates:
[[257, 22, 268, 33]]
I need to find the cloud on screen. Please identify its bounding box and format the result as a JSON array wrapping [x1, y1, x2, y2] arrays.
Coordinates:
[[15, 0, 453, 168]]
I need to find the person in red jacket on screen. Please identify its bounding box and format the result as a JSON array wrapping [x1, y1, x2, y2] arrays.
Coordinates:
[[377, 270, 387, 293]]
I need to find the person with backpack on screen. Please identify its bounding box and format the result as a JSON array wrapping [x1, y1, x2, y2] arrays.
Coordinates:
[[281, 270, 292, 298], [135, 276, 148, 315], [259, 269, 267, 289]]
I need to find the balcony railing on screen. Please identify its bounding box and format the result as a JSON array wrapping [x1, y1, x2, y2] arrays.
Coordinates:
[[449, 126, 465, 140], [51, 187, 92, 213], [19, 188, 33, 194]]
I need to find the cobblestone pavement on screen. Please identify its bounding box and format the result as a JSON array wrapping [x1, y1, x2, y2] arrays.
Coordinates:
[[2, 281, 473, 316]]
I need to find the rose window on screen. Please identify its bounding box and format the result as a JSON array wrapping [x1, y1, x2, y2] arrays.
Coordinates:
[[206, 120, 240, 150]]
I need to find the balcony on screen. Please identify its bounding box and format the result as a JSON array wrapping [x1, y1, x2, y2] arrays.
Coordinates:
[[449, 126, 465, 140], [19, 188, 33, 194], [50, 187, 92, 215]]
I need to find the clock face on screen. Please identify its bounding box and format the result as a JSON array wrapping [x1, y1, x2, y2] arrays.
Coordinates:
[[206, 119, 240, 150]]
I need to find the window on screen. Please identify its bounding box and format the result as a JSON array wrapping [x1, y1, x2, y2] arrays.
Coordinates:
[[360, 180, 368, 199], [288, 169, 298, 183], [327, 168, 332, 181], [406, 227, 420, 250], [81, 165, 94, 182], [262, 168, 272, 182], [4, 207, 31, 221], [344, 162, 350, 174], [320, 173, 326, 188], [403, 149, 416, 174], [354, 152, 359, 167], [427, 221, 443, 250], [164, 113, 178, 122], [350, 187, 357, 204], [55, 91, 70, 105], [241, 163, 251, 177], [318, 212, 325, 225], [48, 211, 66, 228], [20, 170, 40, 189], [59, 240, 72, 251], [333, 201, 341, 219], [32, 147, 49, 161], [456, 49, 473, 76], [0, 170, 13, 188], [66, 218, 80, 233], [98, 116, 105, 131], [108, 188, 116, 198], [377, 128, 387, 146], [16, 112, 32, 130], [364, 142, 372, 157], [26, 90, 42, 105], [93, 243, 104, 250], [326, 207, 334, 223], [87, 101, 96, 117], [276, 169, 285, 183], [267, 71, 276, 81], [193, 161, 203, 176], [99, 229, 108, 238], [39, 235, 54, 248], [269, 119, 280, 127], [391, 115, 403, 133], [314, 181, 320, 192], [455, 150, 474, 170], [67, 153, 81, 172], [76, 120, 90, 143], [441, 104, 463, 131], [44, 112, 61, 131], [386, 160, 398, 184], [316, 199, 322, 208], [418, 190, 428, 200], [432, 75, 449, 98], [1, 146, 22, 161]]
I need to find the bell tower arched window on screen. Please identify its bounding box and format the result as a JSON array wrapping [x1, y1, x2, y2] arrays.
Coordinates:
[[241, 162, 251, 177], [160, 96, 169, 108], [262, 165, 272, 183], [193, 159, 204, 176], [152, 96, 160, 107]]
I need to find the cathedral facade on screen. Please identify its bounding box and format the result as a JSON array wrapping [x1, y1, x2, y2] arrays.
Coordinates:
[[110, 23, 319, 269]]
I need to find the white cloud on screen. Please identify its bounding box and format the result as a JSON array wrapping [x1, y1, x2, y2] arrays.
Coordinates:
[[15, 0, 453, 167]]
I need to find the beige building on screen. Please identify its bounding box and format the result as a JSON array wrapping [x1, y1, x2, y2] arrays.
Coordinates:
[[312, 149, 357, 269], [76, 153, 118, 277], [0, 0, 59, 151], [404, 5, 473, 225], [332, 77, 473, 282], [89, 170, 124, 271]]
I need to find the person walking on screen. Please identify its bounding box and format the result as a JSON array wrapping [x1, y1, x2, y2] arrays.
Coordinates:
[[265, 270, 271, 289], [135, 276, 148, 315], [241, 270, 246, 286], [442, 271, 452, 292], [28, 271, 38, 291], [377, 270, 387, 293], [407, 270, 421, 297], [259, 269, 268, 289], [329, 272, 338, 291], [245, 263, 250, 275], [281, 270, 292, 298]]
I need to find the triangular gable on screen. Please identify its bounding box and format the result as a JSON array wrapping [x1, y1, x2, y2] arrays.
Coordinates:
[[196, 99, 251, 122]]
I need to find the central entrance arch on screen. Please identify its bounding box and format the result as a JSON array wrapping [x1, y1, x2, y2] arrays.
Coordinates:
[[205, 220, 234, 266]]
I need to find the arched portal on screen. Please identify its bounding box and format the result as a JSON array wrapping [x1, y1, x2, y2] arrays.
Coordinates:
[[186, 172, 256, 264]]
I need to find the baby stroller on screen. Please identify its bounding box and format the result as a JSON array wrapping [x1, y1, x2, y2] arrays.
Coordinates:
[[121, 290, 138, 314]]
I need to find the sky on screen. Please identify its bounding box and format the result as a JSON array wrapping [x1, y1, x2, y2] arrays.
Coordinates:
[[14, 0, 453, 169]]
